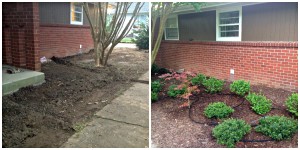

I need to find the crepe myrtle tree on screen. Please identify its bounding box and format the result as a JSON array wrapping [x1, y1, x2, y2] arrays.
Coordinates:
[[83, 2, 144, 67], [151, 2, 205, 65]]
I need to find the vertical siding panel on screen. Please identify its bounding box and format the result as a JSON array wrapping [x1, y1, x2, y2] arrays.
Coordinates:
[[293, 4, 298, 41]]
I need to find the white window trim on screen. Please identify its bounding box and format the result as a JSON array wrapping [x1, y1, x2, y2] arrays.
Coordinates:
[[164, 15, 179, 40], [216, 7, 242, 41], [70, 2, 83, 25]]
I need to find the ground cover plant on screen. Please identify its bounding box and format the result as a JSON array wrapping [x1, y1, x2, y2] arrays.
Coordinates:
[[151, 80, 163, 93], [246, 93, 272, 115], [212, 118, 251, 148], [230, 80, 250, 96], [285, 93, 298, 116], [202, 77, 224, 94], [167, 84, 186, 98], [255, 116, 298, 140], [152, 68, 298, 148], [204, 102, 234, 119]]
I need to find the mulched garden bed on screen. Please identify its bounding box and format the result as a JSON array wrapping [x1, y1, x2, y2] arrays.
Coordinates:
[[151, 79, 298, 148], [2, 48, 148, 148]]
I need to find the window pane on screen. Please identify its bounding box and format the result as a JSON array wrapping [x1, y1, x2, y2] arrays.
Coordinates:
[[166, 18, 177, 28], [72, 12, 82, 22], [220, 31, 239, 37], [166, 28, 178, 39], [220, 18, 239, 24], [74, 3, 82, 12], [220, 25, 239, 32], [220, 11, 239, 18]]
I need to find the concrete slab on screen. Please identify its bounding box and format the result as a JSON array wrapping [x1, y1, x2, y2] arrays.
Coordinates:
[[62, 71, 149, 148], [61, 118, 148, 148], [2, 66, 45, 96]]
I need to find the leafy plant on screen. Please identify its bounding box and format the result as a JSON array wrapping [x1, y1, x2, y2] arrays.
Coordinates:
[[246, 93, 272, 115], [151, 64, 160, 74], [255, 116, 298, 140], [204, 102, 234, 119], [202, 77, 224, 94], [151, 92, 158, 102], [167, 84, 186, 98], [285, 93, 298, 116], [151, 80, 162, 93], [230, 80, 250, 96], [191, 74, 206, 86], [132, 21, 149, 49], [212, 118, 251, 148]]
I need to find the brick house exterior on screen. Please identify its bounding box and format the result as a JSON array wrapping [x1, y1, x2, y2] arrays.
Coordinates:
[[155, 2, 298, 91]]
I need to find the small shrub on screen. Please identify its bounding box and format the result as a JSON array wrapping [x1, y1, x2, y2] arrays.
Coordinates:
[[151, 80, 162, 93], [246, 93, 272, 115], [191, 74, 206, 86], [212, 118, 251, 148], [204, 102, 234, 119], [285, 93, 298, 116], [167, 84, 186, 98], [230, 80, 250, 96], [151, 92, 158, 102], [132, 22, 149, 49], [151, 64, 160, 74], [202, 77, 224, 94], [255, 116, 298, 140]]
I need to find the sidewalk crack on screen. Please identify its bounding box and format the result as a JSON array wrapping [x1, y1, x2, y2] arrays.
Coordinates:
[[96, 116, 149, 128]]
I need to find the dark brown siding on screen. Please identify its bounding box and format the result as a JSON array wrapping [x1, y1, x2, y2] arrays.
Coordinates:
[[39, 2, 90, 25], [242, 2, 298, 41], [178, 11, 216, 41]]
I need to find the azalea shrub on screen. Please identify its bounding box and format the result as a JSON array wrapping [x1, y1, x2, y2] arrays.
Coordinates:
[[204, 102, 234, 119], [230, 80, 250, 96], [191, 74, 206, 86], [202, 77, 224, 94], [151, 80, 163, 93], [255, 116, 298, 140], [167, 84, 187, 98], [212, 118, 251, 148], [246, 93, 272, 115], [151, 92, 158, 102], [285, 93, 298, 116]]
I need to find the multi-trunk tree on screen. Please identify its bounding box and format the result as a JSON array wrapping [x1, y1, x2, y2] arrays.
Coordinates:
[[151, 2, 205, 65], [83, 2, 144, 67]]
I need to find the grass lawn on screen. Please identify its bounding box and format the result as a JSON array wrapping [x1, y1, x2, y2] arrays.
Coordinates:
[[121, 37, 134, 43]]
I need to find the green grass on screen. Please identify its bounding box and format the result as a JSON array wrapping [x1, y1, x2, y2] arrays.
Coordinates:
[[121, 37, 134, 43]]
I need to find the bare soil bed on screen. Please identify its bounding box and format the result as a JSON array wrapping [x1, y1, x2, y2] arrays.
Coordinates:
[[2, 47, 148, 148], [151, 80, 298, 148]]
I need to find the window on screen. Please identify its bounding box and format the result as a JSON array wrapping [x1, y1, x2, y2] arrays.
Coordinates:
[[165, 16, 179, 40], [216, 7, 242, 41], [70, 2, 83, 25]]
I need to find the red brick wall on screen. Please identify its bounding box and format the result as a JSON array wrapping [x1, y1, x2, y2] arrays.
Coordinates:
[[156, 41, 298, 91], [39, 24, 93, 58], [3, 2, 41, 71]]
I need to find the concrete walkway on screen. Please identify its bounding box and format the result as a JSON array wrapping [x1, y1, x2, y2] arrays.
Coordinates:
[[61, 72, 149, 148]]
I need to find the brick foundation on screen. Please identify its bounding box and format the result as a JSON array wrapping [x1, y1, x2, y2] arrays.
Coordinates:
[[39, 24, 93, 58], [3, 2, 41, 71], [156, 41, 298, 91]]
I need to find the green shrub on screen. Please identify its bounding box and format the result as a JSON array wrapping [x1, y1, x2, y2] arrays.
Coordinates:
[[167, 85, 186, 98], [202, 77, 224, 94], [151, 64, 160, 74], [212, 118, 251, 148], [151, 92, 158, 102], [191, 74, 206, 86], [246, 93, 272, 115], [151, 80, 162, 93], [204, 102, 234, 119], [132, 22, 149, 49], [255, 116, 298, 140], [285, 93, 298, 116], [230, 80, 250, 96]]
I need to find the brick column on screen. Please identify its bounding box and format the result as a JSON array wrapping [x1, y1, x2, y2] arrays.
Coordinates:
[[2, 2, 41, 71]]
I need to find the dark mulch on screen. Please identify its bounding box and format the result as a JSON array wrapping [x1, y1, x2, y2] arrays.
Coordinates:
[[151, 80, 298, 148], [2, 48, 148, 148]]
